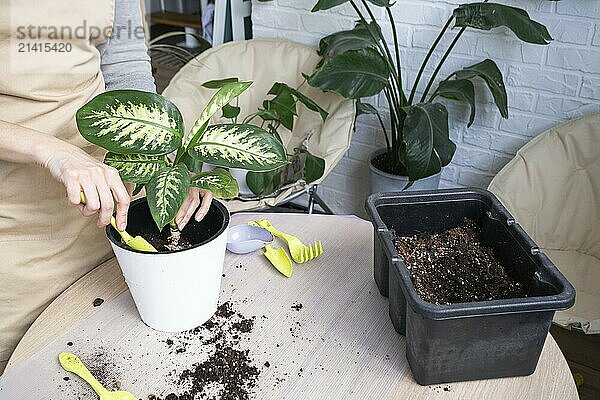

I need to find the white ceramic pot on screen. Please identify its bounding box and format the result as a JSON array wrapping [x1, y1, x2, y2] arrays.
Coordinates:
[[107, 198, 230, 332], [369, 148, 441, 193]]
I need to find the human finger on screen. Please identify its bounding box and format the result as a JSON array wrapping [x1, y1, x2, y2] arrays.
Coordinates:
[[107, 168, 130, 230], [178, 189, 201, 230], [195, 190, 213, 222], [79, 176, 100, 217]]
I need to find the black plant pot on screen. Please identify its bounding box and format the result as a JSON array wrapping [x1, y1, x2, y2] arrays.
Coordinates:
[[365, 188, 575, 385]]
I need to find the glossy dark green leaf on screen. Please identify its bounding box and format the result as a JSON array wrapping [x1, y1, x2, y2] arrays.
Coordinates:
[[356, 101, 379, 116], [453, 3, 552, 45], [311, 0, 391, 11], [202, 77, 240, 89], [402, 103, 455, 181], [454, 59, 508, 118], [311, 0, 349, 11], [146, 164, 191, 230], [263, 89, 297, 131], [246, 169, 281, 197], [191, 168, 239, 199], [222, 103, 241, 119], [246, 148, 324, 196], [308, 48, 390, 99], [256, 108, 279, 121], [318, 22, 380, 59], [435, 79, 476, 127], [104, 153, 166, 184], [304, 152, 326, 183], [269, 83, 329, 122], [77, 90, 184, 155], [246, 153, 305, 196]]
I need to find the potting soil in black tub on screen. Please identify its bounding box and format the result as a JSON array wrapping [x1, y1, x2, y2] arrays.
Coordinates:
[[365, 188, 575, 385]]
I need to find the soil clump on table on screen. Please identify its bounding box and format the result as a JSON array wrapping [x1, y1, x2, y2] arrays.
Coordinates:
[[394, 218, 526, 305], [154, 302, 259, 400]]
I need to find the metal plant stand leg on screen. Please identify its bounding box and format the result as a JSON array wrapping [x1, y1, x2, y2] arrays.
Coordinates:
[[308, 185, 334, 215]]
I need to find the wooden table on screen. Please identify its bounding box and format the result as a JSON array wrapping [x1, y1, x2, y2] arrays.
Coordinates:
[[4, 213, 578, 400]]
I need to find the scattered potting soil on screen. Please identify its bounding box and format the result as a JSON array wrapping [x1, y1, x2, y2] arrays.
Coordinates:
[[155, 302, 259, 400], [430, 385, 452, 393], [290, 303, 303, 311], [77, 348, 121, 389], [394, 218, 526, 305], [93, 298, 104, 307]]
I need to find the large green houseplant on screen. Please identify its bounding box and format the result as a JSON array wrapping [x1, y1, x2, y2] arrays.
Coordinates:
[[285, 0, 554, 186]]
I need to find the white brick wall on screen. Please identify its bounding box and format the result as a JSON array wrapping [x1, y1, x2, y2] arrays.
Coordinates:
[[252, 0, 600, 216]]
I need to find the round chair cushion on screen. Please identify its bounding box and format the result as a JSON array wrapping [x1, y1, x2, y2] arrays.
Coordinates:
[[489, 112, 600, 334], [163, 38, 355, 212]]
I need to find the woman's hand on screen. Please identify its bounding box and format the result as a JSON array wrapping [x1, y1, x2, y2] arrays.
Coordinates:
[[175, 187, 213, 230], [41, 144, 130, 230]]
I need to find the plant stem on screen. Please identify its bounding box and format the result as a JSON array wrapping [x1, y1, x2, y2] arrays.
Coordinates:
[[383, 88, 397, 149], [386, 7, 407, 106], [420, 26, 466, 103], [409, 16, 454, 105], [374, 105, 391, 150], [350, 1, 402, 109], [356, 0, 404, 109], [242, 112, 260, 124], [418, 0, 489, 103]]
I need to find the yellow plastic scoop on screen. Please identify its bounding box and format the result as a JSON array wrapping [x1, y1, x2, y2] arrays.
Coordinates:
[[263, 244, 293, 278], [59, 352, 137, 400], [80, 192, 157, 253]]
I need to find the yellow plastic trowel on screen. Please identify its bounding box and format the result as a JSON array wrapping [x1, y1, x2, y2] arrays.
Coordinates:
[[59, 352, 137, 400], [80, 192, 157, 253], [263, 244, 293, 277]]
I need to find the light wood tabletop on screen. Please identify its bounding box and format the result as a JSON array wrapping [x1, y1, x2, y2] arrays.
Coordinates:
[[3, 213, 579, 400]]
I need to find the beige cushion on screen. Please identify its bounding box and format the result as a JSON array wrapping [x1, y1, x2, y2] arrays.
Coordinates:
[[489, 112, 600, 334], [163, 38, 355, 212]]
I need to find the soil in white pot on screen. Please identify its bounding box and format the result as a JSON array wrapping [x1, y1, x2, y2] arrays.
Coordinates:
[[371, 150, 408, 176], [109, 198, 228, 253], [394, 218, 527, 305], [145, 229, 193, 252]]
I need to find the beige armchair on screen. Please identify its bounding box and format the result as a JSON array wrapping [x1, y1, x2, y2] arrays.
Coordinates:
[[163, 38, 356, 213], [489, 112, 600, 334]]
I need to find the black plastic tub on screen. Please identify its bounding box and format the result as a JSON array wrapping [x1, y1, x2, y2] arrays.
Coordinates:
[[365, 188, 575, 385]]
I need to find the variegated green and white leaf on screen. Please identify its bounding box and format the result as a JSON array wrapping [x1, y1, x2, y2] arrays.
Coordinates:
[[77, 90, 184, 155], [191, 168, 239, 199], [189, 124, 288, 172], [185, 81, 253, 148], [104, 153, 166, 184], [146, 164, 190, 230]]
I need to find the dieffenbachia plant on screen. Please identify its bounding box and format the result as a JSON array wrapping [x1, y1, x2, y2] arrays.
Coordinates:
[[76, 82, 287, 230], [284, 0, 555, 183]]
